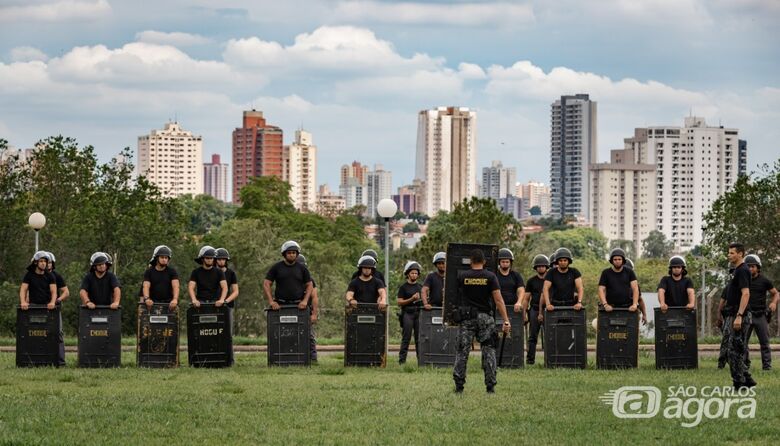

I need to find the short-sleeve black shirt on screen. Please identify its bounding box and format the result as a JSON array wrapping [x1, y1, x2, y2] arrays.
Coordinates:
[[143, 266, 179, 303], [544, 267, 582, 306], [748, 275, 774, 313], [525, 275, 545, 309], [80, 271, 121, 306], [397, 282, 423, 311], [725, 263, 751, 312], [351, 269, 385, 286], [265, 261, 312, 303], [423, 272, 445, 306], [223, 268, 238, 308], [23, 270, 55, 304], [598, 267, 637, 307], [458, 269, 500, 314], [657, 276, 694, 307], [497, 270, 525, 305], [347, 276, 385, 303], [189, 267, 226, 302]]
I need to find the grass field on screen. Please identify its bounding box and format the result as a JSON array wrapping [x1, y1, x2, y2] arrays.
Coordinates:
[[0, 351, 778, 445]]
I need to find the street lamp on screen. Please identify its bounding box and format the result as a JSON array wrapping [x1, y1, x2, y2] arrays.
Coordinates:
[[28, 212, 46, 253], [376, 199, 398, 280]]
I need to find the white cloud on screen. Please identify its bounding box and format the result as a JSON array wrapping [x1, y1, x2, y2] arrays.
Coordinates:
[[0, 0, 111, 23], [135, 31, 213, 47], [9, 46, 49, 62], [333, 1, 535, 27], [46, 42, 246, 86], [223, 26, 442, 73], [457, 63, 487, 80], [485, 61, 708, 106]]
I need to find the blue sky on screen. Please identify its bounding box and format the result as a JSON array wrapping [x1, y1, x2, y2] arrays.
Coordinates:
[[1, 0, 778, 197]]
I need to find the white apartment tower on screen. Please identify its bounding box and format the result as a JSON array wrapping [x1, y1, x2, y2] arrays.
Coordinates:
[[415, 106, 477, 216], [366, 164, 393, 218], [651, 117, 740, 251], [137, 121, 203, 197], [590, 148, 656, 256], [203, 154, 229, 202], [550, 94, 598, 221], [283, 129, 317, 212], [481, 160, 516, 200]]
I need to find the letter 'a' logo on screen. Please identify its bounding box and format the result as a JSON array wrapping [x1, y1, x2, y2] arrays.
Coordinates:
[[600, 386, 662, 418]]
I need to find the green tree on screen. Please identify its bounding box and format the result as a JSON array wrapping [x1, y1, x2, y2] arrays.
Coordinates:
[[536, 216, 574, 231], [529, 206, 542, 216], [412, 197, 526, 269], [703, 160, 780, 261], [402, 221, 420, 233], [527, 227, 609, 261], [642, 230, 674, 259], [236, 176, 295, 217], [177, 194, 237, 235]]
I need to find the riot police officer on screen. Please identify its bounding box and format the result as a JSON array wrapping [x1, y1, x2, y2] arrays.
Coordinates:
[[523, 254, 548, 364], [188, 246, 227, 308], [142, 245, 179, 311], [397, 261, 422, 364], [597, 248, 639, 312], [422, 252, 446, 310], [80, 252, 121, 309], [264, 241, 313, 310]]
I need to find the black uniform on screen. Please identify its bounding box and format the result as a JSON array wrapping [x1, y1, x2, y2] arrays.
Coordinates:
[[657, 276, 694, 307], [22, 270, 56, 304], [598, 267, 637, 307], [351, 269, 385, 286], [347, 276, 385, 304], [723, 263, 753, 385], [266, 261, 312, 304], [745, 275, 775, 369], [223, 268, 238, 308], [544, 267, 581, 306], [423, 272, 445, 306], [79, 271, 120, 306], [497, 270, 525, 305], [188, 266, 226, 302], [52, 271, 67, 293], [397, 281, 423, 364], [453, 269, 501, 389], [525, 275, 545, 363], [143, 266, 179, 303]]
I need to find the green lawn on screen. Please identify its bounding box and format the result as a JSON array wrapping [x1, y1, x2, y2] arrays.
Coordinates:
[[0, 352, 778, 445]]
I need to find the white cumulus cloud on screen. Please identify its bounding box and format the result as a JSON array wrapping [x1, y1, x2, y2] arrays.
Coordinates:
[[9, 46, 49, 62], [0, 0, 111, 23], [135, 30, 213, 47]]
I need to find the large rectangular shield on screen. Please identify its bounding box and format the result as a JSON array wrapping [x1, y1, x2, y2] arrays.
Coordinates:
[[443, 243, 499, 325], [417, 307, 458, 367], [78, 306, 122, 368], [596, 308, 639, 369], [655, 307, 698, 369], [543, 306, 587, 368], [137, 303, 179, 368], [16, 306, 59, 367], [496, 306, 524, 368], [187, 304, 232, 368], [344, 304, 387, 367], [267, 306, 311, 366]]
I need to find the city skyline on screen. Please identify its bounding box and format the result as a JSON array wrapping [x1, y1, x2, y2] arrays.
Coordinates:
[[1, 1, 777, 195]]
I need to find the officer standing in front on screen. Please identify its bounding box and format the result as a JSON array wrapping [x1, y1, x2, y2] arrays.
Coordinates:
[[298, 255, 320, 362], [397, 261, 423, 365], [496, 248, 525, 316], [453, 249, 511, 394], [80, 252, 121, 310], [422, 252, 446, 310], [264, 241, 312, 311], [523, 254, 548, 365], [722, 243, 756, 389], [597, 248, 639, 312], [744, 254, 778, 370], [188, 246, 228, 308], [345, 255, 387, 309], [142, 245, 179, 311], [657, 256, 695, 312], [20, 251, 57, 311], [542, 248, 584, 312], [350, 249, 386, 286]]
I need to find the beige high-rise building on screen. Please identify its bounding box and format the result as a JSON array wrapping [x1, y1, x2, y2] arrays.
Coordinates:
[[516, 181, 552, 215], [316, 184, 346, 218], [203, 154, 229, 202], [283, 129, 317, 212], [591, 148, 656, 256], [415, 106, 477, 216], [137, 121, 203, 197]]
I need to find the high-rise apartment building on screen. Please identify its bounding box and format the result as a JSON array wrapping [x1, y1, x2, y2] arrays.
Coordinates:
[[283, 129, 317, 212], [481, 160, 516, 200], [232, 110, 283, 203], [137, 121, 203, 197], [203, 154, 229, 202]]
